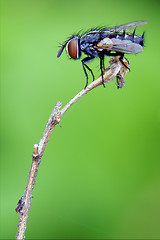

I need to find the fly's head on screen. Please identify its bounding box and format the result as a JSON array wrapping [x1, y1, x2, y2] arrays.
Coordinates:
[[57, 36, 81, 60]]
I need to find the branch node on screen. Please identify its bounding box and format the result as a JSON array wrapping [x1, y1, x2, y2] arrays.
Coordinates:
[[56, 113, 62, 124], [15, 196, 24, 214], [50, 102, 62, 125], [32, 144, 39, 160]]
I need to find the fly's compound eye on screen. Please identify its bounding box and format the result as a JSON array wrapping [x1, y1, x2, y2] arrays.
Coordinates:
[[66, 37, 81, 59]]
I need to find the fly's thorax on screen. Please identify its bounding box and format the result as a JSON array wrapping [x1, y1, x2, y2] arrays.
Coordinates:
[[65, 36, 81, 59]]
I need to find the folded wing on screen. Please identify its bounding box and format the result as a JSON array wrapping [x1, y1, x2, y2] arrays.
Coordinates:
[[96, 38, 144, 54]]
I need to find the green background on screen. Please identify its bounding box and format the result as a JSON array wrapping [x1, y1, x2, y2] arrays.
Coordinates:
[[0, 0, 160, 239]]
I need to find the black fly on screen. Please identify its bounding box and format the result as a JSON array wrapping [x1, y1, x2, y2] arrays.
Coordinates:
[[57, 21, 147, 88]]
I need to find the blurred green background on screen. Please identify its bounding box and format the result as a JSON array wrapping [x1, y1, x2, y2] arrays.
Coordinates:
[[0, 0, 160, 239]]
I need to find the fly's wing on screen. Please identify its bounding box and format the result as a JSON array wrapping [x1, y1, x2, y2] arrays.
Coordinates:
[[106, 21, 148, 32], [96, 38, 144, 54]]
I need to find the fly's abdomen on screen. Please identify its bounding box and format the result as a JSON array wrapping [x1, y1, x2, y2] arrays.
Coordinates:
[[108, 32, 144, 46], [96, 31, 145, 54]]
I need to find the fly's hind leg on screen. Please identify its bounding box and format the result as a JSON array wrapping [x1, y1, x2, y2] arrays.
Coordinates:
[[119, 54, 130, 71], [100, 54, 105, 88], [107, 52, 130, 71]]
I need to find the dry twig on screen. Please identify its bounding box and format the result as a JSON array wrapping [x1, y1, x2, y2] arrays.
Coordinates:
[[15, 56, 129, 239]]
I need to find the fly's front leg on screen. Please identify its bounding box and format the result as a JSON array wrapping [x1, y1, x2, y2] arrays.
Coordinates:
[[81, 56, 95, 88]]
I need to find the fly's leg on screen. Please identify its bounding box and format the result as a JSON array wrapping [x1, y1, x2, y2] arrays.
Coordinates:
[[81, 57, 95, 88], [106, 52, 130, 71], [82, 62, 89, 89], [100, 55, 105, 88], [102, 56, 105, 70], [119, 54, 130, 71], [84, 63, 95, 81]]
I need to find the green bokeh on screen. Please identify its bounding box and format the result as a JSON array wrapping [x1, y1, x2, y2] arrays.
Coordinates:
[[0, 0, 160, 239]]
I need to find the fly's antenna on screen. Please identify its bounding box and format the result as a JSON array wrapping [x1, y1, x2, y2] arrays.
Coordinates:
[[57, 44, 65, 58]]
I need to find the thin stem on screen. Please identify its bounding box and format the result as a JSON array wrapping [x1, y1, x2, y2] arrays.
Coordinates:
[[15, 56, 129, 239], [16, 102, 62, 239]]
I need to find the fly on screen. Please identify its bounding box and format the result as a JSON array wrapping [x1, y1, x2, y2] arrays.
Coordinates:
[[57, 21, 147, 88]]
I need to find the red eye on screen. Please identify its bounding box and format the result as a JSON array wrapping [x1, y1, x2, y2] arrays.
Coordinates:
[[66, 38, 80, 59]]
